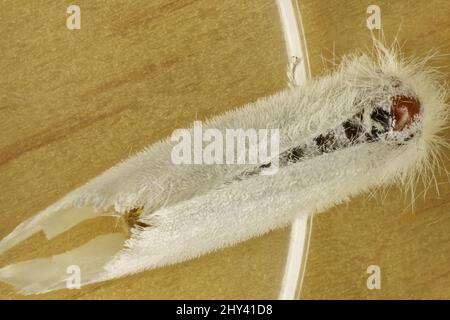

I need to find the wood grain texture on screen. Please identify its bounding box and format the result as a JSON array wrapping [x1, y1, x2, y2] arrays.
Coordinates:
[[298, 0, 450, 299], [0, 0, 291, 299]]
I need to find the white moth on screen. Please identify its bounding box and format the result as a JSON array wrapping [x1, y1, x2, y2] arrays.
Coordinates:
[[0, 43, 448, 294]]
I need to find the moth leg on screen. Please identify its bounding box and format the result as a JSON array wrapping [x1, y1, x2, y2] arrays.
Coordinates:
[[115, 207, 150, 236], [287, 55, 301, 88]]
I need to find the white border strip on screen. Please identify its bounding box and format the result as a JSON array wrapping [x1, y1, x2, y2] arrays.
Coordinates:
[[276, 0, 312, 300]]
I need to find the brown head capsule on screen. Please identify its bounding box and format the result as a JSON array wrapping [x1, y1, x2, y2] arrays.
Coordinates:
[[391, 95, 421, 131]]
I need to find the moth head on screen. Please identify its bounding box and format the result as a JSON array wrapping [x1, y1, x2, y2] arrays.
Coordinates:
[[365, 73, 424, 143], [391, 95, 421, 132]]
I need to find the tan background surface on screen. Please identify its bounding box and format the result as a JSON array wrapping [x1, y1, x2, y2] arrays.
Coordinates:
[[0, 0, 449, 299]]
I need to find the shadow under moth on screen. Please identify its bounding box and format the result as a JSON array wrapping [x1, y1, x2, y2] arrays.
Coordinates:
[[0, 43, 448, 294]]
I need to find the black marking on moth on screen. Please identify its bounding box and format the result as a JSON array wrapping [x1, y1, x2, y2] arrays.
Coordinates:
[[244, 104, 404, 178]]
